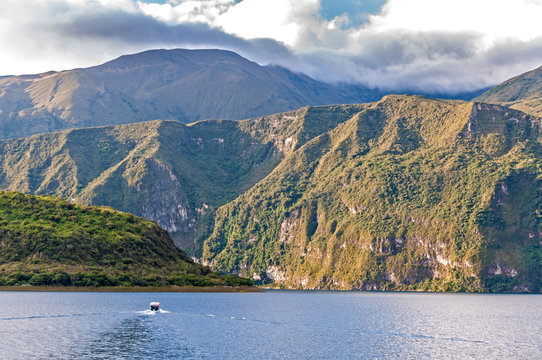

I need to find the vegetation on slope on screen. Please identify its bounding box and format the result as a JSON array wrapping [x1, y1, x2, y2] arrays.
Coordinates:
[[475, 65, 542, 116], [0, 191, 252, 287], [0, 94, 540, 292], [201, 96, 542, 292], [0, 105, 367, 252]]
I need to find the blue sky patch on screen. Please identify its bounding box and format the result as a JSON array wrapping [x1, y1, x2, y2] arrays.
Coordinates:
[[137, 0, 386, 26], [321, 0, 387, 27]]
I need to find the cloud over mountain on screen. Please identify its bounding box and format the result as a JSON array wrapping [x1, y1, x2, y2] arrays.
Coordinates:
[[1, 0, 541, 94]]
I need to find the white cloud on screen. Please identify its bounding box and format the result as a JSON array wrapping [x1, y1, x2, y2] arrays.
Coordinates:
[[215, 0, 320, 46], [0, 0, 541, 93], [0, 1, 133, 74], [368, 0, 542, 47], [135, 0, 542, 92], [139, 0, 322, 47], [138, 0, 235, 24], [139, 0, 542, 50]]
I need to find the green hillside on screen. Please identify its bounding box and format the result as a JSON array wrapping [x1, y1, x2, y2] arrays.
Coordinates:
[[0, 191, 251, 287], [202, 96, 542, 292], [0, 95, 540, 292], [475, 65, 542, 116], [0, 105, 366, 252]]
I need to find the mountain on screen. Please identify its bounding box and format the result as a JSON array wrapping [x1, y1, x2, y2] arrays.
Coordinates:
[[0, 105, 366, 251], [201, 95, 542, 292], [0, 95, 540, 292], [0, 190, 251, 287], [475, 65, 542, 116], [0, 48, 381, 140]]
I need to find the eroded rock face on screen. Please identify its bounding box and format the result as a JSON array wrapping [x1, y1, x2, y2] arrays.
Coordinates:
[[265, 266, 287, 282], [278, 209, 300, 243], [141, 159, 191, 235], [487, 263, 519, 278]]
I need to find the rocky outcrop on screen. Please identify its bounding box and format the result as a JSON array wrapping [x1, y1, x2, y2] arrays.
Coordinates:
[[141, 159, 191, 233]]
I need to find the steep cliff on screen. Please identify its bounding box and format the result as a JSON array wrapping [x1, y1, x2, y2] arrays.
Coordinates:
[[1, 95, 540, 292], [202, 96, 542, 292], [0, 104, 365, 251]]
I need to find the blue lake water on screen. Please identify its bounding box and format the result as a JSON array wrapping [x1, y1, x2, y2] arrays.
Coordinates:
[[0, 290, 540, 359]]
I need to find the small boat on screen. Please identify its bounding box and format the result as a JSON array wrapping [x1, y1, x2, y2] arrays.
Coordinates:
[[150, 302, 160, 311]]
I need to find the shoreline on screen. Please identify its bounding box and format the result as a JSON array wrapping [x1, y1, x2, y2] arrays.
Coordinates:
[[0, 285, 263, 293]]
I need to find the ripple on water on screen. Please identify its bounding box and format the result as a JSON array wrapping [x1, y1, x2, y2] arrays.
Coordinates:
[[0, 291, 540, 359]]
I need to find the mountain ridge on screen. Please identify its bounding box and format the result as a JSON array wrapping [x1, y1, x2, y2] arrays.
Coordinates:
[[475, 65, 542, 116], [0, 103, 368, 251], [0, 94, 540, 292], [201, 95, 542, 292], [0, 48, 382, 140]]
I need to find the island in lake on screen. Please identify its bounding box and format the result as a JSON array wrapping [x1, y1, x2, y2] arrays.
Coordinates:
[[0, 191, 253, 290]]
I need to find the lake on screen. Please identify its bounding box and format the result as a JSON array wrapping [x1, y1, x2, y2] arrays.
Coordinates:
[[0, 290, 540, 359]]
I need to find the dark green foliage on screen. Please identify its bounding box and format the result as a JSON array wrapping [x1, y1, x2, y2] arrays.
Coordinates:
[[304, 201, 318, 239], [484, 275, 516, 293], [0, 191, 252, 287]]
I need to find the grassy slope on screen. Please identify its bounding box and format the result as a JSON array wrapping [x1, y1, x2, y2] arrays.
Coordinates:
[[475, 65, 542, 116], [0, 95, 540, 292], [202, 95, 542, 292], [0, 120, 273, 251], [0, 191, 251, 287], [0, 105, 366, 253]]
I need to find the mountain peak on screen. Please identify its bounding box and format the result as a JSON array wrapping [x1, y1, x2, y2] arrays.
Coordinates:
[[0, 48, 378, 140], [100, 48, 249, 70], [475, 65, 542, 117]]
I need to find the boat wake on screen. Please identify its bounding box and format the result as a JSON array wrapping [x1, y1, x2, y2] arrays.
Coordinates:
[[136, 309, 171, 315], [0, 312, 105, 321], [135, 310, 156, 315]]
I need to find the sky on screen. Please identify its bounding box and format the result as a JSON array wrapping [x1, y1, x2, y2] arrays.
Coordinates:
[[0, 0, 541, 93]]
